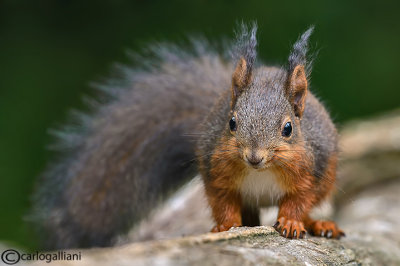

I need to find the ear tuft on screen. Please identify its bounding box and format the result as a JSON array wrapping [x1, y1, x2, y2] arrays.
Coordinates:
[[288, 26, 314, 75], [230, 22, 258, 109], [286, 26, 314, 118]]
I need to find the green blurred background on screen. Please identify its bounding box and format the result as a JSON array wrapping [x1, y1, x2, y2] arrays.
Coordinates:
[[0, 0, 399, 250]]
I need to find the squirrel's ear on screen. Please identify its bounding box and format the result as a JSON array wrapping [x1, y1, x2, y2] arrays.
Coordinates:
[[286, 26, 314, 118], [287, 65, 308, 118], [230, 22, 257, 109], [231, 57, 252, 108]]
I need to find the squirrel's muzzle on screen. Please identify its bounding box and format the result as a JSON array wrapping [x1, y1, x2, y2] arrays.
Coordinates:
[[243, 148, 271, 169], [246, 155, 263, 166]]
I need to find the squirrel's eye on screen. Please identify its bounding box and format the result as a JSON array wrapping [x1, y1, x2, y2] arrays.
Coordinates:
[[282, 122, 292, 137], [229, 116, 237, 132]]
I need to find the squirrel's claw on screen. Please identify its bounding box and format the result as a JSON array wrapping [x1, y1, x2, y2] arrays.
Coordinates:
[[274, 217, 306, 239], [308, 220, 345, 239]]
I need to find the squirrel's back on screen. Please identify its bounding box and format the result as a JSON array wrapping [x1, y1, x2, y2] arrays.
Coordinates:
[[32, 41, 232, 249]]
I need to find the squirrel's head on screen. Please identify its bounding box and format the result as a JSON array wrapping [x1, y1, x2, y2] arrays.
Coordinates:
[[228, 23, 313, 170]]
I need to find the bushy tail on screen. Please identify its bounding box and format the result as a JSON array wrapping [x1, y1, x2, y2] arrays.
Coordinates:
[[31, 40, 232, 249]]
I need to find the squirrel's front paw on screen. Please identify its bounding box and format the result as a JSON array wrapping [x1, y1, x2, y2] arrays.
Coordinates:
[[307, 220, 345, 239], [273, 217, 306, 239], [211, 222, 241, 232]]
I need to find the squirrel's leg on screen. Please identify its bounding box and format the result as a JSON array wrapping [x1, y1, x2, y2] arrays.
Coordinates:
[[205, 185, 242, 232], [275, 190, 344, 239], [274, 193, 311, 239], [303, 155, 345, 239], [241, 205, 260, 227]]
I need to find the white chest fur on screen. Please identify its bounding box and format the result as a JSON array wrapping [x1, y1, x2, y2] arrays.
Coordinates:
[[239, 168, 286, 206]]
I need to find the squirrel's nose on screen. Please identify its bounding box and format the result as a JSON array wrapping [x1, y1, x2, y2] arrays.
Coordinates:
[[246, 155, 264, 166]]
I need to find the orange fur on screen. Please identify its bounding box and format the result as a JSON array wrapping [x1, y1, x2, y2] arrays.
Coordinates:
[[302, 154, 344, 238], [275, 152, 342, 238], [202, 135, 246, 230], [287, 65, 308, 118], [200, 114, 341, 238], [203, 134, 341, 238]]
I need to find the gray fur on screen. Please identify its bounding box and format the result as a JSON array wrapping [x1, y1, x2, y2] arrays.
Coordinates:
[[302, 95, 338, 179], [31, 39, 232, 249], [234, 68, 291, 150]]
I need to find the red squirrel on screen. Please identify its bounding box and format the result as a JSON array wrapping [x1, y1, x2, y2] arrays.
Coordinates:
[[32, 23, 343, 249], [196, 24, 344, 239]]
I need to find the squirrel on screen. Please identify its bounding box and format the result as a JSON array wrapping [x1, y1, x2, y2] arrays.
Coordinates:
[[31, 23, 344, 249]]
